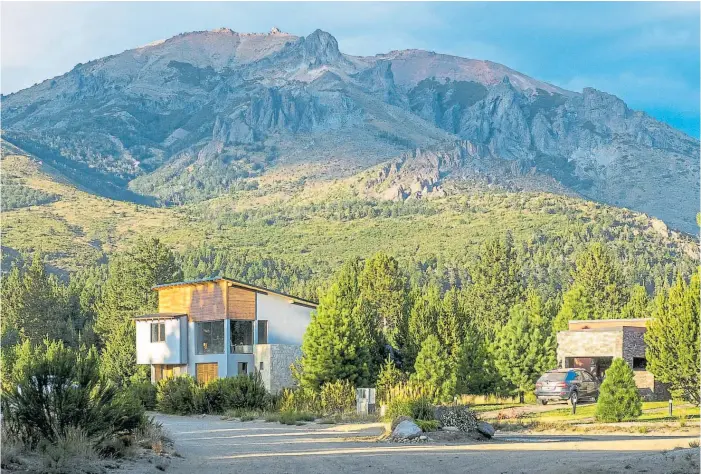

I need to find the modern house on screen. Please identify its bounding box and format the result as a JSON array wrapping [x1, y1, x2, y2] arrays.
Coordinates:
[[134, 277, 316, 393], [556, 318, 670, 400]]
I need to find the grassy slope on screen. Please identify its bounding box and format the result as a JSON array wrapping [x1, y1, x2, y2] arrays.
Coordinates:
[[1, 154, 696, 273]]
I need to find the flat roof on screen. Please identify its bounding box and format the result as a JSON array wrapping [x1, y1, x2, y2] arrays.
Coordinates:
[[568, 318, 651, 324], [151, 276, 317, 307]]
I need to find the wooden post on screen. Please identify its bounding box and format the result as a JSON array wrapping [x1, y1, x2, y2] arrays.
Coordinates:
[[572, 399, 577, 415], [669, 399, 673, 417]]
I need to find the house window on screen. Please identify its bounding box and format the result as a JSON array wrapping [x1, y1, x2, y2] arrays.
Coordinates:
[[195, 321, 224, 355], [257, 320, 268, 344], [259, 361, 264, 371], [238, 362, 248, 375], [231, 320, 253, 353], [633, 357, 647, 370], [150, 323, 165, 342]]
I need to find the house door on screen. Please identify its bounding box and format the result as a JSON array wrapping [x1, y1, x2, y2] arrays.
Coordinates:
[[196, 363, 218, 384]]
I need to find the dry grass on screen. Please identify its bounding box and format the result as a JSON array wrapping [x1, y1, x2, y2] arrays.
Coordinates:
[[38, 427, 100, 474]]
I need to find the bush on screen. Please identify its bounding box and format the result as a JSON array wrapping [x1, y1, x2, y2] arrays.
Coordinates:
[[126, 379, 157, 410], [386, 395, 434, 423], [156, 375, 202, 415], [202, 374, 268, 413], [38, 427, 99, 474], [1, 341, 145, 450], [280, 387, 321, 413], [595, 358, 642, 422], [415, 419, 440, 432], [319, 380, 355, 415], [437, 405, 478, 432]]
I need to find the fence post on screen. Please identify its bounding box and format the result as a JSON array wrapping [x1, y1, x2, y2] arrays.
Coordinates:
[[669, 399, 673, 417]]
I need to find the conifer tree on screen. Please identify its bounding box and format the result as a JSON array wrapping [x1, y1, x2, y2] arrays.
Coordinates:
[[299, 260, 374, 389], [620, 285, 651, 319], [457, 328, 500, 394], [554, 243, 627, 330], [645, 272, 700, 404], [95, 238, 182, 344], [376, 357, 405, 404], [595, 358, 642, 421], [492, 292, 556, 402], [411, 335, 456, 403], [464, 233, 524, 336], [406, 284, 442, 366], [357, 253, 410, 352]]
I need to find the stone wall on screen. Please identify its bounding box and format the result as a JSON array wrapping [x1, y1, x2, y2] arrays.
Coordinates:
[[556, 329, 623, 367], [621, 327, 647, 366], [269, 344, 302, 394]]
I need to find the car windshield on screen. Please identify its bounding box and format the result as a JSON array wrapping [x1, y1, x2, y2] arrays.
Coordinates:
[[539, 372, 568, 382]]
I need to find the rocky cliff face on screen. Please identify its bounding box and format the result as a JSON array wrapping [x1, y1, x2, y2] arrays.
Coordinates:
[[1, 28, 698, 233]]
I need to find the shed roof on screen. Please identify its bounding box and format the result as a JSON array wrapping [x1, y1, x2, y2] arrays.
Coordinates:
[[151, 276, 317, 307]]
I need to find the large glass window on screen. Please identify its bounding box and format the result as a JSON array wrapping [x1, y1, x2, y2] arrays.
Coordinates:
[[257, 320, 268, 344], [150, 323, 165, 342], [195, 321, 224, 355], [231, 320, 253, 353]]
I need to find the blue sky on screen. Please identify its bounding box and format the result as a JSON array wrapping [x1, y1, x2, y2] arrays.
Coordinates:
[[2, 1, 699, 137]]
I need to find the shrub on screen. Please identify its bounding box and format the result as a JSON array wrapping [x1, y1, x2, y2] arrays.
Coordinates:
[[384, 382, 436, 422], [156, 375, 202, 415], [376, 357, 405, 404], [415, 419, 440, 432], [126, 378, 157, 410], [595, 358, 642, 422], [1, 341, 145, 450], [319, 380, 355, 415], [202, 372, 269, 414], [437, 405, 478, 432], [280, 387, 321, 413]]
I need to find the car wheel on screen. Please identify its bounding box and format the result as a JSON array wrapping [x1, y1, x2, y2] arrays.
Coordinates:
[[537, 399, 548, 406], [568, 391, 578, 406]]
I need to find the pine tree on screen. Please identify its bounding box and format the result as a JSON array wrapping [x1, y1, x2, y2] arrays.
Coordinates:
[[554, 243, 628, 330], [299, 260, 374, 389], [595, 358, 642, 421], [411, 335, 456, 403], [645, 272, 700, 404], [406, 284, 442, 366], [357, 253, 410, 353], [620, 285, 651, 319], [100, 319, 149, 385], [95, 238, 182, 344], [376, 357, 405, 404], [464, 233, 524, 336], [457, 328, 500, 395], [1, 254, 74, 346], [492, 291, 556, 402]]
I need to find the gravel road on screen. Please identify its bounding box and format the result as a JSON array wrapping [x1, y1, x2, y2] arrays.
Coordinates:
[[149, 413, 699, 474]]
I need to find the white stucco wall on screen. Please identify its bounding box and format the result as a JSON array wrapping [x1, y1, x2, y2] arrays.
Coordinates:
[[256, 293, 313, 345], [136, 317, 187, 365]]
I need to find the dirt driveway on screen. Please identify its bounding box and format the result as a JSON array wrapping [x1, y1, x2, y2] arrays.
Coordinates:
[[149, 414, 699, 474]]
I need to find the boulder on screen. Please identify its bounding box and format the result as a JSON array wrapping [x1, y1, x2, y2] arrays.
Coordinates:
[[476, 421, 495, 439], [391, 420, 423, 440], [391, 415, 412, 431]]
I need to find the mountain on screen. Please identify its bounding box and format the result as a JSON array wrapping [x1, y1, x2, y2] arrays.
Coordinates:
[[2, 28, 698, 233]]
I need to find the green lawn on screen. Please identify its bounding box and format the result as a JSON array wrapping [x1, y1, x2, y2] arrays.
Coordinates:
[[531, 401, 698, 423]]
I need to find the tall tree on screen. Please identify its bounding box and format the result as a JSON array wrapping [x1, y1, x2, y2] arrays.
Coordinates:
[[95, 238, 182, 343], [1, 254, 76, 346], [492, 291, 556, 402], [554, 243, 627, 330], [406, 284, 442, 366], [620, 285, 651, 319], [411, 335, 456, 403], [456, 328, 501, 395], [357, 253, 410, 355], [299, 259, 374, 389], [645, 272, 700, 404], [464, 233, 524, 336]]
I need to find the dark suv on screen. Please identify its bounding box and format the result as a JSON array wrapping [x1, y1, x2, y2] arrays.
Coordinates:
[[534, 368, 599, 405]]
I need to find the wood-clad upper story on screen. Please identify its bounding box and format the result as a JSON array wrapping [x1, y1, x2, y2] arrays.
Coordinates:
[[154, 277, 316, 322]]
